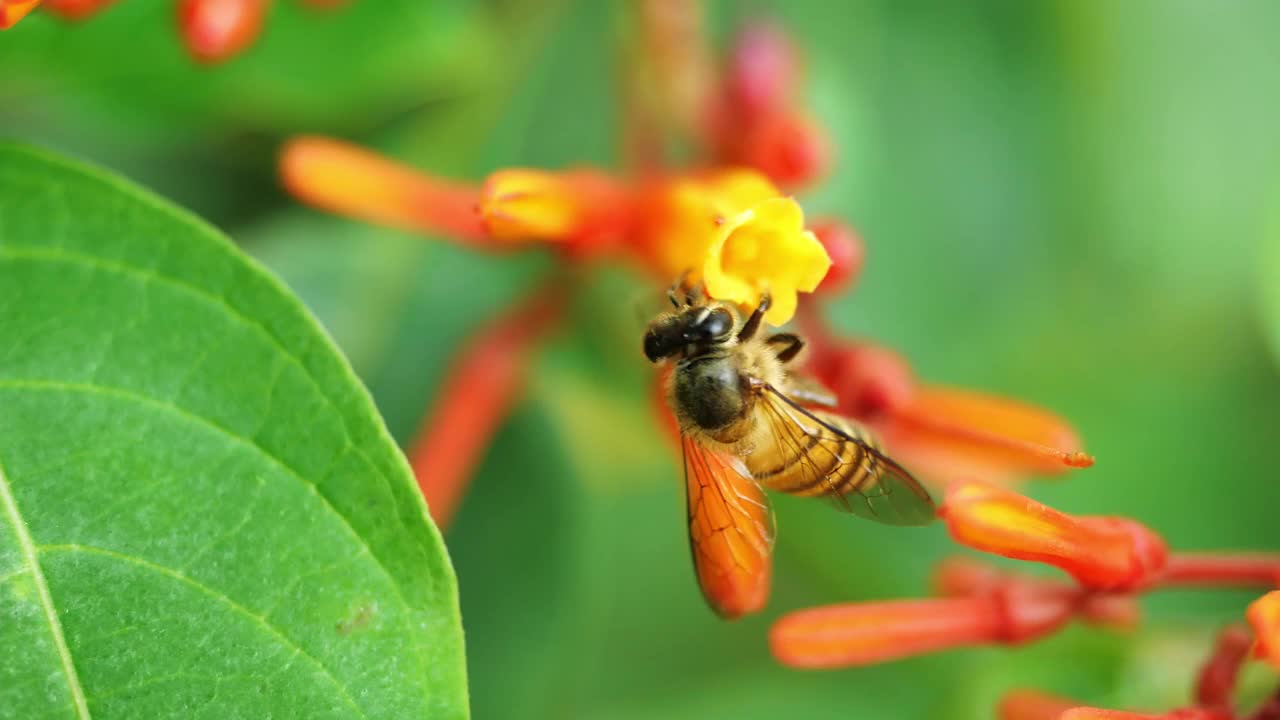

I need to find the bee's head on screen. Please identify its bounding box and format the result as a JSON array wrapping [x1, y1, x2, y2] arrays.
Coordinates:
[[643, 305, 735, 362]]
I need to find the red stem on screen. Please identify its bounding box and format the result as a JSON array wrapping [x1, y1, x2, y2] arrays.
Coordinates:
[[407, 281, 566, 529], [1158, 553, 1280, 589]]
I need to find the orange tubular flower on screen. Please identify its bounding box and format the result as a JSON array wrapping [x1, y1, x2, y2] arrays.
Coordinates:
[[795, 305, 1093, 487], [0, 0, 41, 28], [940, 481, 1168, 591], [478, 168, 634, 255], [407, 285, 565, 528], [770, 582, 1077, 669], [1061, 710, 1230, 720], [280, 137, 489, 242], [1248, 591, 1280, 669]]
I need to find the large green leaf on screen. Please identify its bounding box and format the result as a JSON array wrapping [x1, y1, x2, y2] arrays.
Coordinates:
[[0, 144, 467, 719]]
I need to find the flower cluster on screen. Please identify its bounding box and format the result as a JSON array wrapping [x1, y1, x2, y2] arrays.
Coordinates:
[[768, 478, 1280, 718], [277, 7, 1092, 530], [0, 0, 345, 63]]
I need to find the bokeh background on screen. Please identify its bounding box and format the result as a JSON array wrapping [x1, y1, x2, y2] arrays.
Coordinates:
[[4, 1, 1280, 718]]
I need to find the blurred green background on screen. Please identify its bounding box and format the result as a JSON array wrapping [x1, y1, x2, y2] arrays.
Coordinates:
[[5, 1, 1280, 717]]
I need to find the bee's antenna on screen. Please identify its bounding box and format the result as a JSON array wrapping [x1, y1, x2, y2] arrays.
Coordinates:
[[667, 288, 681, 309]]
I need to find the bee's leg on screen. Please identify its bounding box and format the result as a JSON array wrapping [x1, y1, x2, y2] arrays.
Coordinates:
[[766, 333, 804, 364], [737, 294, 772, 341]]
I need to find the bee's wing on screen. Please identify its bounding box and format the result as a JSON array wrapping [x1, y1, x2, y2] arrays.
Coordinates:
[[682, 433, 774, 619], [755, 382, 937, 526], [780, 373, 838, 409]]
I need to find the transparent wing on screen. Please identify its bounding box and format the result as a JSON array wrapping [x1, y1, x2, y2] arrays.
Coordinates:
[[682, 433, 774, 619], [754, 382, 936, 526]]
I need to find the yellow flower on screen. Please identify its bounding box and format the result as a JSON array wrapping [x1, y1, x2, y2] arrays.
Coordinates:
[[641, 168, 829, 325], [702, 196, 829, 325]]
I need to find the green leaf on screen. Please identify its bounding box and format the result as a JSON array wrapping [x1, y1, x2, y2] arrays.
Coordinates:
[[0, 144, 467, 719]]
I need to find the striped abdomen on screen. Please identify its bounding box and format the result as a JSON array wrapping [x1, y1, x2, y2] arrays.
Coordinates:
[[741, 409, 883, 499]]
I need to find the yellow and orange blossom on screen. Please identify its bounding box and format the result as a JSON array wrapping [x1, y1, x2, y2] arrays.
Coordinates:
[[640, 168, 830, 325]]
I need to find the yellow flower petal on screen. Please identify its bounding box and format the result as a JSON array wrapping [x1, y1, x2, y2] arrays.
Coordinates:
[[702, 196, 830, 325]]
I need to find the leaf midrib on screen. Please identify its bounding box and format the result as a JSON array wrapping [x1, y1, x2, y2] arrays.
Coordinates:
[[0, 456, 91, 720]]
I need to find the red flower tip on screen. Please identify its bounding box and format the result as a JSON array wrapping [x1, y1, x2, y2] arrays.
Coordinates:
[[1247, 590, 1280, 669], [278, 136, 487, 242], [770, 584, 1075, 668], [811, 219, 865, 297], [177, 0, 266, 64], [998, 689, 1081, 720], [1194, 624, 1252, 711], [0, 0, 42, 28], [940, 482, 1167, 591], [40, 0, 114, 20]]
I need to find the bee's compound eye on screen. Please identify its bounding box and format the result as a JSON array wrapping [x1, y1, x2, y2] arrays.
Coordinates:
[[703, 309, 732, 339]]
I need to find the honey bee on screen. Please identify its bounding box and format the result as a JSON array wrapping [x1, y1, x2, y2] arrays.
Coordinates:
[[644, 282, 936, 618]]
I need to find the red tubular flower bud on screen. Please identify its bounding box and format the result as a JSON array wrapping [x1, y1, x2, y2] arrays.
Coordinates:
[[1158, 552, 1280, 589], [770, 583, 1074, 669], [40, 0, 114, 20], [736, 110, 831, 190], [811, 219, 865, 297], [177, 0, 266, 64], [0, 0, 42, 28], [940, 482, 1168, 591], [279, 137, 488, 242], [1195, 625, 1252, 711], [726, 21, 800, 115], [1247, 590, 1280, 669], [407, 285, 565, 529], [998, 689, 1082, 720]]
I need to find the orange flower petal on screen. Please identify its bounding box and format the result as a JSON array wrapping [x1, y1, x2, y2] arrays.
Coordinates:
[[998, 690, 1082, 720], [0, 0, 42, 28], [1247, 590, 1280, 669], [407, 285, 564, 529], [878, 386, 1093, 486], [1063, 710, 1227, 720], [177, 0, 265, 64], [279, 136, 488, 242], [940, 482, 1167, 591]]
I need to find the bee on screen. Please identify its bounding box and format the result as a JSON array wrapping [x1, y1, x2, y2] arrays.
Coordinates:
[[643, 282, 936, 619]]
